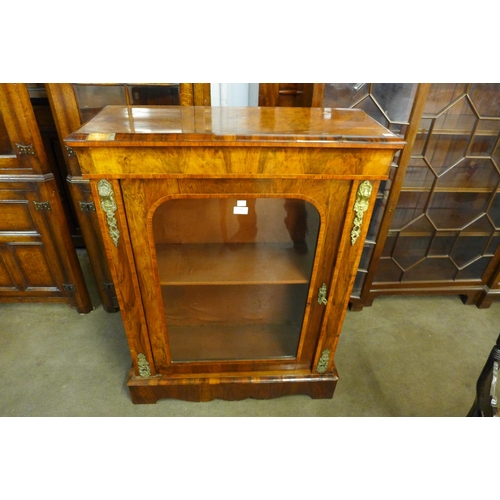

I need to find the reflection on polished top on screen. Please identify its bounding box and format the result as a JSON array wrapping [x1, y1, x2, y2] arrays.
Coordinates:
[[65, 106, 405, 149]]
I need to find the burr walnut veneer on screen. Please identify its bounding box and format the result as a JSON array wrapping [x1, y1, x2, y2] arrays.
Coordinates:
[[66, 106, 404, 403]]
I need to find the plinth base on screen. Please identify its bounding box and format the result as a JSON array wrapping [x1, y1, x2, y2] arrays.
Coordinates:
[[127, 368, 339, 404]]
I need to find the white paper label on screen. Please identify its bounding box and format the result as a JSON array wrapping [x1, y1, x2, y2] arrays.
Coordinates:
[[233, 206, 249, 215]]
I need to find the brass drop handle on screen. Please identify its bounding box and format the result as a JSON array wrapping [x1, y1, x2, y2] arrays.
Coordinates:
[[318, 283, 328, 305]]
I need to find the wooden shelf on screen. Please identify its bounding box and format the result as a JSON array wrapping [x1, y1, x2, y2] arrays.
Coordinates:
[[388, 231, 499, 238], [418, 128, 500, 137], [156, 243, 315, 285], [168, 323, 302, 361], [401, 187, 498, 194]]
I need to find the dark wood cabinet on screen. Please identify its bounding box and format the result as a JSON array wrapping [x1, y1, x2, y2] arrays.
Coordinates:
[[46, 83, 210, 312], [0, 83, 91, 313], [258, 83, 314, 107], [65, 105, 403, 403], [28, 84, 83, 248]]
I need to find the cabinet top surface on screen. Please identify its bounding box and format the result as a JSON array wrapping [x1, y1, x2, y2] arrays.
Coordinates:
[[65, 106, 405, 149]]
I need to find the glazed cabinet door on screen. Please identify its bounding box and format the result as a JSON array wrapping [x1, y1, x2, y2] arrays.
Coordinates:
[[118, 177, 353, 376]]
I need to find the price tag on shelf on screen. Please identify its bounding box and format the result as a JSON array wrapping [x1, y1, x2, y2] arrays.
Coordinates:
[[233, 200, 249, 215]]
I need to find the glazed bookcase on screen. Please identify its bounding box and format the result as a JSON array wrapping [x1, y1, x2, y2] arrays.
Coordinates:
[[283, 83, 500, 309]]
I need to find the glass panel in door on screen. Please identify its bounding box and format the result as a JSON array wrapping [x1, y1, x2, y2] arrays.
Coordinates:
[[152, 197, 320, 362]]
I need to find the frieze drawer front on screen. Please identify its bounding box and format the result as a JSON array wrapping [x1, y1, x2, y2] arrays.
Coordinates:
[[65, 106, 404, 403]]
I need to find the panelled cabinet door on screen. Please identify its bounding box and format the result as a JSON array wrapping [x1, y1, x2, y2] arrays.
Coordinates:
[[0, 83, 91, 312], [0, 180, 68, 294]]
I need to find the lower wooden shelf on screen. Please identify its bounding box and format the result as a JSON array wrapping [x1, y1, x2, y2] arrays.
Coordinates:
[[168, 323, 302, 362]]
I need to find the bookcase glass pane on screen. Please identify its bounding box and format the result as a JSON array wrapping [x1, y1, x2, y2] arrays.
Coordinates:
[[486, 235, 500, 255], [374, 83, 500, 286], [436, 158, 500, 189], [401, 258, 457, 281], [73, 84, 183, 124], [469, 84, 500, 117], [322, 84, 417, 126], [322, 83, 369, 109], [455, 258, 492, 280], [424, 84, 467, 114], [427, 192, 490, 230], [489, 192, 500, 228], [152, 197, 320, 362], [375, 258, 403, 282], [403, 158, 436, 189], [392, 235, 433, 270], [451, 235, 491, 268], [73, 84, 127, 123], [390, 191, 430, 230], [372, 84, 416, 123], [128, 85, 180, 105]]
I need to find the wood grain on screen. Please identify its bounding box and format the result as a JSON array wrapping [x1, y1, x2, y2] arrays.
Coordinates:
[[127, 369, 338, 403], [66, 106, 405, 149]]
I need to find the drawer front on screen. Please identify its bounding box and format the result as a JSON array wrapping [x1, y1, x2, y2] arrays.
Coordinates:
[[0, 180, 45, 237], [0, 199, 37, 233]]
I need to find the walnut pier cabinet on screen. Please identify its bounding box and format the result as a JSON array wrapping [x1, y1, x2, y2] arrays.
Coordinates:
[[65, 106, 404, 403]]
